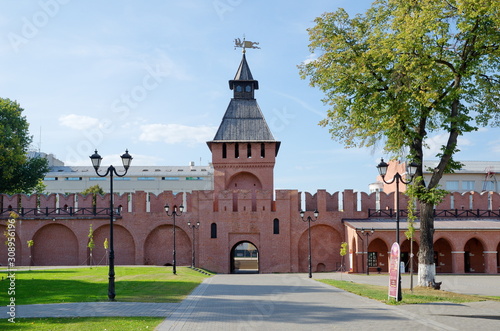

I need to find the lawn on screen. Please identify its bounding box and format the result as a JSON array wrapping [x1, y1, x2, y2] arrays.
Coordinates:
[[0, 266, 211, 330], [0, 317, 164, 331], [0, 266, 212, 304], [319, 279, 500, 305]]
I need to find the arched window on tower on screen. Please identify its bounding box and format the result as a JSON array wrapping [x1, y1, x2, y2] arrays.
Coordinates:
[[261, 143, 265, 158], [211, 223, 217, 238], [273, 218, 280, 234], [235, 143, 239, 158], [222, 143, 227, 159], [247, 143, 252, 158]]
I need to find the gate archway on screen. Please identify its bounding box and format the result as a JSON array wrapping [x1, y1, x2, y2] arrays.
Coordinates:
[[230, 241, 259, 274]]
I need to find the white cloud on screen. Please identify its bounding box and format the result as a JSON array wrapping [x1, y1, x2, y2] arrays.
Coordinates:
[[424, 133, 472, 157], [58, 114, 101, 131], [301, 53, 318, 65], [139, 123, 217, 145]]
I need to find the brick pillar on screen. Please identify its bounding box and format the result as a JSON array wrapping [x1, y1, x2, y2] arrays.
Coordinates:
[[451, 251, 464, 273], [484, 251, 498, 274]]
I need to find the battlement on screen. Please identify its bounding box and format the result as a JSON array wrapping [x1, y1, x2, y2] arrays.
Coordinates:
[[1, 189, 500, 219]]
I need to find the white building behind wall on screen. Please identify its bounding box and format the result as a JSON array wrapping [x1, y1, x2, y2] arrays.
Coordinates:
[[42, 155, 214, 195]]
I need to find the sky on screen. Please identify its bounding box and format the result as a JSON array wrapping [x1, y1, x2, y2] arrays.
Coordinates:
[[1, 0, 500, 194]]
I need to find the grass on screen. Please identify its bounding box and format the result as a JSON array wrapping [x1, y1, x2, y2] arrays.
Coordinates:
[[0, 266, 212, 304], [319, 279, 500, 305], [0, 317, 164, 330]]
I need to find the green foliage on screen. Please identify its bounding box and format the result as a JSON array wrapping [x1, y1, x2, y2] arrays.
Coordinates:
[[299, 0, 500, 281], [299, 0, 500, 188], [87, 224, 95, 250], [0, 98, 49, 194], [103, 238, 109, 250], [81, 185, 105, 196], [405, 182, 419, 241], [340, 242, 348, 256], [407, 177, 448, 205], [31, 179, 48, 195], [27, 240, 34, 248]]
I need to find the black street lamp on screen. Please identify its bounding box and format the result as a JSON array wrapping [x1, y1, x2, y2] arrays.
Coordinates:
[[187, 221, 200, 268], [360, 228, 374, 275], [164, 204, 184, 275], [299, 209, 319, 278], [376, 158, 417, 301], [89, 149, 132, 301]]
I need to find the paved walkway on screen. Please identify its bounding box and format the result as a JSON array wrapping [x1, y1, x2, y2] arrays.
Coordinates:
[[3, 273, 500, 330]]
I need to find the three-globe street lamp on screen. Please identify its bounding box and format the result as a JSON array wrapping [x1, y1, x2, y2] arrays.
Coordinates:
[[299, 209, 319, 278], [360, 228, 374, 276], [187, 221, 200, 268], [164, 204, 184, 275], [89, 149, 132, 301], [376, 158, 417, 301]]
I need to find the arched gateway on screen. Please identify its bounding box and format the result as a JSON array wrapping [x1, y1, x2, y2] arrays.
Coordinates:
[[230, 241, 259, 274]]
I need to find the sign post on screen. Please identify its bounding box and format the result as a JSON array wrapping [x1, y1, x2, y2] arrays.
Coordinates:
[[388, 242, 401, 301]]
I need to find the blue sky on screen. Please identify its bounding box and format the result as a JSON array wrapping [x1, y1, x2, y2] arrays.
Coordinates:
[[1, 0, 499, 194]]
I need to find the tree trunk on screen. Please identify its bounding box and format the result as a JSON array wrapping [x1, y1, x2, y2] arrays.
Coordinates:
[[418, 200, 436, 286]]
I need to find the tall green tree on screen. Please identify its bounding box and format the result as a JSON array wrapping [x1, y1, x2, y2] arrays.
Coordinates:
[[81, 185, 105, 196], [299, 0, 500, 286], [0, 98, 49, 194]]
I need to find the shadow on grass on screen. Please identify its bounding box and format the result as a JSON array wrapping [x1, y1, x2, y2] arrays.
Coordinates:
[[0, 317, 164, 331], [0, 278, 200, 304]]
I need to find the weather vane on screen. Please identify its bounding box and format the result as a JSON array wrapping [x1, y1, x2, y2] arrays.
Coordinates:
[[234, 36, 260, 53]]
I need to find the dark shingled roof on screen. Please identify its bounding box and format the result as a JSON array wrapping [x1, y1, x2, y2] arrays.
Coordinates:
[[210, 54, 278, 147], [212, 99, 276, 141]]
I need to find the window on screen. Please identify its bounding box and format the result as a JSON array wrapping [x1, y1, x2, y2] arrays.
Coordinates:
[[260, 143, 265, 158], [211, 223, 217, 238], [236, 85, 242, 92], [368, 252, 378, 267], [235, 143, 239, 158], [162, 177, 179, 181], [222, 143, 227, 159], [247, 143, 252, 158], [89, 177, 106, 181], [245, 85, 251, 92], [44, 177, 58, 181], [115, 177, 130, 181], [186, 177, 203, 180], [138, 177, 155, 181], [273, 219, 279, 234], [445, 181, 459, 191], [462, 180, 475, 191], [65, 177, 82, 181]]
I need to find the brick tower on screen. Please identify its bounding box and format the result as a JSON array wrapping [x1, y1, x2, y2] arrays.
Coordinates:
[[207, 53, 280, 193]]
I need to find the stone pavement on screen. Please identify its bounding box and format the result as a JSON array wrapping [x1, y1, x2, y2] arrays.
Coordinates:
[[3, 273, 500, 330], [155, 274, 499, 331]]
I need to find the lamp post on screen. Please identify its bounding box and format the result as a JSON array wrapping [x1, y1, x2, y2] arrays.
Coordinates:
[[187, 221, 200, 268], [360, 228, 374, 275], [164, 204, 184, 275], [89, 149, 132, 301], [299, 209, 319, 278], [376, 158, 417, 301]]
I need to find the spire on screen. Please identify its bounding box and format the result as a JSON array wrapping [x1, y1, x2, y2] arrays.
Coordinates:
[[229, 54, 259, 91], [209, 53, 280, 153]]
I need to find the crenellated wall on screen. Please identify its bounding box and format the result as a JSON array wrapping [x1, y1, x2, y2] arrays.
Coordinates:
[[3, 189, 500, 218], [1, 189, 499, 273]]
